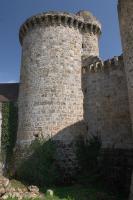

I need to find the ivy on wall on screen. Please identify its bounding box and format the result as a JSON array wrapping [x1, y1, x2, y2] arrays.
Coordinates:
[[1, 102, 18, 164]]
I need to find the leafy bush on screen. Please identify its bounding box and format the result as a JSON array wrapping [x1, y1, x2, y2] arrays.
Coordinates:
[[16, 139, 61, 187], [1, 102, 18, 168]]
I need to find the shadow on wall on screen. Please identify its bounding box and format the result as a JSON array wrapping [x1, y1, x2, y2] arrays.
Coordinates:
[[1, 93, 132, 198], [12, 120, 86, 186], [81, 55, 133, 148]]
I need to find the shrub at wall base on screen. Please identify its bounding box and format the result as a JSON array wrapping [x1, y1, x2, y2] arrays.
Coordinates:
[[1, 102, 18, 175], [15, 139, 61, 187]]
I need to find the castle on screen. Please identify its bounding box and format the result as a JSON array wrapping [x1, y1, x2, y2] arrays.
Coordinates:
[[1, 0, 133, 196]]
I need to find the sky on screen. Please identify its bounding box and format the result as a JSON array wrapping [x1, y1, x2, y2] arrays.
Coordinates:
[[0, 0, 122, 83]]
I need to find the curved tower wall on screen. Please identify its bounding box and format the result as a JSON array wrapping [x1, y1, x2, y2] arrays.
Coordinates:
[[18, 13, 84, 146], [16, 11, 101, 176], [76, 11, 101, 59], [82, 56, 132, 148], [17, 11, 101, 146], [118, 0, 133, 133], [82, 32, 100, 58]]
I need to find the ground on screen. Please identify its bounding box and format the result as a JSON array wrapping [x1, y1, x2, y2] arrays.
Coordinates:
[[42, 185, 125, 200], [5, 180, 125, 200]]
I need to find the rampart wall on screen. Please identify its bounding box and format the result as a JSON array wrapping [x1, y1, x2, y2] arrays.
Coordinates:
[[82, 55, 132, 148]]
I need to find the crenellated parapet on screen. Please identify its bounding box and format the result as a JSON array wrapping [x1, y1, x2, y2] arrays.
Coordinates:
[[19, 11, 101, 45], [82, 55, 123, 74]]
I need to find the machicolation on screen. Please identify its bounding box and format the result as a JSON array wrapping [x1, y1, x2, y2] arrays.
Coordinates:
[[19, 11, 101, 45]]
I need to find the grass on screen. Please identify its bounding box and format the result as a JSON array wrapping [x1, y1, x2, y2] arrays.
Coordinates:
[[42, 185, 125, 200], [5, 184, 126, 200]]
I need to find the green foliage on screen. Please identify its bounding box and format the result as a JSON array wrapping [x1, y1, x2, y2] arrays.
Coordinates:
[[45, 195, 74, 200], [16, 139, 61, 187], [1, 102, 18, 163], [6, 198, 42, 200], [5, 184, 123, 200]]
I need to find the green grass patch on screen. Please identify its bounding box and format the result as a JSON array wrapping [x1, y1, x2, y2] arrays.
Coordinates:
[[5, 185, 126, 200], [42, 185, 125, 200]]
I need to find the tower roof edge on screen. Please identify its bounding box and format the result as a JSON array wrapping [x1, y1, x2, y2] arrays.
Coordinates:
[[19, 10, 102, 45], [76, 10, 101, 30]]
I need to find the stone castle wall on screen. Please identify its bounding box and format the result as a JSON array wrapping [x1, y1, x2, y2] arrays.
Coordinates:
[[0, 103, 2, 149], [17, 11, 101, 146], [82, 33, 100, 58], [118, 0, 133, 134], [76, 10, 101, 59], [18, 23, 84, 177], [0, 2, 132, 196], [0, 103, 3, 174], [82, 55, 132, 148], [118, 1, 133, 197], [15, 11, 101, 176], [0, 3, 133, 193], [18, 23, 83, 145]]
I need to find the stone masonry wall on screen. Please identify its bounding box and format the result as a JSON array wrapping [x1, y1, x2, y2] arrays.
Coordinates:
[[118, 0, 133, 134], [76, 11, 101, 59], [82, 55, 132, 148], [82, 33, 100, 58], [18, 20, 83, 178], [18, 24, 83, 144], [0, 103, 2, 150], [100, 148, 133, 196], [0, 103, 2, 174], [16, 11, 101, 176], [17, 11, 101, 146]]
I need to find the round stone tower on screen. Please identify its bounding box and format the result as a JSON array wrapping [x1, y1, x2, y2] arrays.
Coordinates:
[[18, 12, 84, 146], [16, 11, 101, 176], [76, 10, 101, 59], [77, 11, 102, 142], [118, 0, 133, 134]]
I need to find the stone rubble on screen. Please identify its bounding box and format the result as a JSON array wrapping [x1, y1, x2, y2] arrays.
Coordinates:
[[0, 176, 44, 199]]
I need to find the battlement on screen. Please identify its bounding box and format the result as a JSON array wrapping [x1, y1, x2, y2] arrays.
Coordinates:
[[82, 55, 123, 74], [76, 10, 101, 29], [19, 11, 101, 45]]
